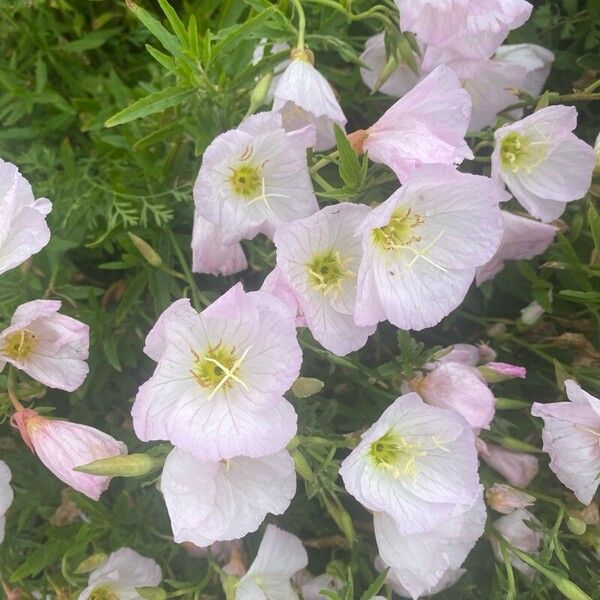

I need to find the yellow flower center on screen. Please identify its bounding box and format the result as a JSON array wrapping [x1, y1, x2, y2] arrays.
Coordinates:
[[369, 430, 427, 479], [307, 249, 353, 295], [228, 163, 263, 198], [500, 131, 546, 173], [372, 208, 424, 251], [2, 329, 38, 361], [88, 586, 118, 600]]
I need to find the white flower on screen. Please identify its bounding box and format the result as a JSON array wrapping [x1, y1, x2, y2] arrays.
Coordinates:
[[494, 44, 554, 98], [0, 460, 13, 543]]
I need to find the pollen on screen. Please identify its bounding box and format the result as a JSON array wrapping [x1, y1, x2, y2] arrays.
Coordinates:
[[499, 131, 546, 173], [2, 329, 38, 361], [372, 208, 424, 251], [307, 249, 354, 295], [228, 163, 263, 198], [368, 429, 427, 479], [88, 586, 119, 600]]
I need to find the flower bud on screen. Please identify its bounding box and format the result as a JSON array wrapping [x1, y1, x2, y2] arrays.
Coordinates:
[[74, 552, 108, 574], [477, 439, 539, 488], [136, 587, 167, 600], [292, 377, 324, 398], [478, 362, 526, 382], [570, 501, 599, 526], [247, 71, 274, 116], [567, 516, 587, 536], [486, 483, 535, 514], [74, 453, 162, 478], [128, 233, 163, 268]]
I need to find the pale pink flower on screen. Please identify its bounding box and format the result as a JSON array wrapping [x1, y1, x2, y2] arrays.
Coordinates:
[[491, 509, 542, 578], [476, 211, 557, 285], [236, 524, 308, 599], [486, 483, 535, 515], [354, 165, 505, 331], [532, 380, 600, 505], [194, 111, 317, 244], [132, 284, 301, 461], [273, 51, 347, 151], [261, 267, 306, 327], [274, 203, 376, 355], [494, 44, 554, 98], [301, 574, 343, 600], [374, 494, 486, 599], [413, 362, 495, 430], [436, 343, 481, 366], [340, 393, 480, 535], [160, 447, 296, 547], [0, 460, 13, 543], [0, 159, 52, 276], [191, 211, 247, 276], [595, 132, 600, 173], [395, 0, 532, 60], [79, 547, 162, 600], [11, 409, 127, 501], [357, 66, 473, 182], [0, 300, 89, 392], [477, 439, 539, 488], [492, 105, 596, 222]]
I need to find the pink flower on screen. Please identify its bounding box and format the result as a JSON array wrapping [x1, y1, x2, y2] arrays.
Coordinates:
[[272, 50, 347, 151], [0, 159, 52, 276], [357, 66, 473, 182], [477, 439, 539, 488], [374, 494, 486, 599], [193, 111, 317, 244], [340, 393, 480, 535], [79, 548, 162, 600], [476, 211, 557, 285], [274, 203, 376, 356], [413, 362, 496, 430], [236, 524, 308, 599], [261, 267, 306, 328], [532, 380, 600, 505], [132, 284, 301, 461], [191, 211, 247, 276], [395, 0, 532, 60], [494, 44, 554, 98], [479, 361, 526, 382], [492, 105, 596, 222], [0, 300, 89, 392], [486, 483, 535, 514], [160, 447, 296, 547], [11, 409, 127, 500], [490, 509, 542, 578], [354, 165, 505, 331], [0, 460, 13, 543]]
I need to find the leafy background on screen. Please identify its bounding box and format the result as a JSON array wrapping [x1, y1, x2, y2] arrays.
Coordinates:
[[0, 0, 599, 597]]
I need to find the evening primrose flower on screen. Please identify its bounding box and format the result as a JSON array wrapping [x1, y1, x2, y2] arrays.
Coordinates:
[[79, 548, 162, 600], [373, 494, 486, 599], [272, 49, 347, 151], [11, 409, 127, 500], [340, 393, 480, 535], [132, 284, 302, 461], [354, 165, 505, 331], [160, 447, 296, 547], [0, 460, 13, 543], [0, 158, 52, 276], [236, 524, 308, 599], [494, 44, 554, 98], [0, 300, 89, 392], [476, 211, 557, 285], [274, 203, 376, 356], [351, 66, 473, 183], [492, 105, 596, 222], [261, 267, 306, 327], [532, 380, 600, 505], [194, 111, 317, 244]]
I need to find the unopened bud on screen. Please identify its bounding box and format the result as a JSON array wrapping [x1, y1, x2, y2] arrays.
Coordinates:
[[486, 483, 535, 515], [479, 362, 526, 383], [247, 71, 274, 116], [552, 577, 593, 600], [136, 587, 167, 600], [74, 453, 162, 477], [496, 436, 540, 454], [346, 129, 368, 155], [292, 449, 314, 482], [567, 516, 587, 536], [74, 552, 108, 574], [495, 397, 530, 410], [320, 491, 355, 547], [128, 233, 163, 268], [292, 377, 324, 398]]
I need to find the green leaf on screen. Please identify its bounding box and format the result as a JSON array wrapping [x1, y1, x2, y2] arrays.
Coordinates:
[[212, 7, 275, 58], [127, 1, 181, 56], [157, 0, 188, 45], [360, 568, 389, 600], [588, 205, 600, 251], [334, 124, 361, 188], [105, 86, 194, 127]]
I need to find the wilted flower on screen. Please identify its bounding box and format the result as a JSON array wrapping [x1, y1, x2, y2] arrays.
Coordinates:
[[354, 165, 505, 331], [300, 573, 343, 600], [160, 447, 296, 547], [11, 409, 127, 501], [0, 460, 13, 543], [412, 362, 496, 430], [272, 49, 347, 151], [532, 379, 600, 505], [486, 483, 535, 514], [78, 547, 162, 600], [492, 105, 596, 222], [520, 300, 545, 325], [494, 43, 554, 98], [490, 509, 542, 578], [350, 66, 473, 182], [476, 211, 557, 285], [340, 393, 480, 535], [479, 362, 526, 382], [194, 111, 317, 244], [477, 439, 539, 488], [0, 159, 52, 276], [236, 524, 308, 599], [395, 0, 532, 60], [191, 211, 247, 276], [274, 203, 376, 355], [0, 300, 89, 392], [374, 494, 486, 599], [132, 284, 301, 461]]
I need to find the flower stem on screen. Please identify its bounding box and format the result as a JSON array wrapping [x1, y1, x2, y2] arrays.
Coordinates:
[[7, 366, 25, 412], [292, 0, 306, 50]]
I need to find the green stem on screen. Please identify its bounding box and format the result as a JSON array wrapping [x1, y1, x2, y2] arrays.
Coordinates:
[[310, 150, 339, 174], [7, 366, 25, 412], [292, 0, 306, 50]]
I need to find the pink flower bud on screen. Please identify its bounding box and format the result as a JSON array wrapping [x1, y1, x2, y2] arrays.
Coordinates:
[[479, 362, 526, 383], [486, 483, 535, 515], [477, 439, 539, 488], [11, 409, 127, 500]]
